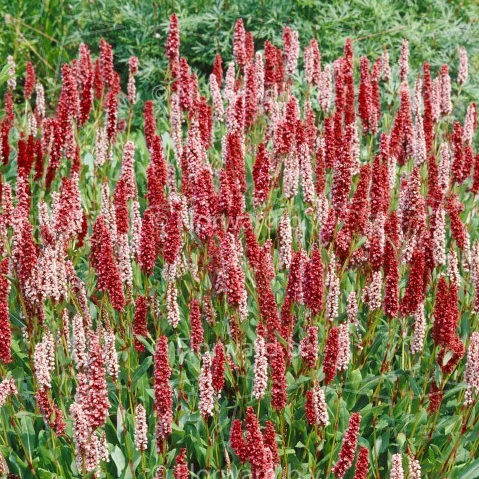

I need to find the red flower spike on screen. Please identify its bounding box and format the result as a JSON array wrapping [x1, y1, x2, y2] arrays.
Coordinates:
[[24, 62, 36, 100], [133, 296, 148, 352], [383, 242, 399, 318], [154, 336, 173, 443], [303, 246, 324, 315], [114, 177, 129, 235], [286, 250, 305, 304], [174, 448, 189, 479], [245, 406, 266, 475], [445, 194, 466, 249], [252, 143, 271, 206], [269, 340, 287, 411], [163, 205, 182, 265], [189, 298, 203, 353], [144, 101, 156, 151], [90, 216, 125, 311], [0, 259, 12, 364], [139, 208, 158, 275], [86, 331, 110, 430], [263, 420, 279, 465], [353, 446, 370, 479], [332, 412, 362, 478], [422, 62, 434, 152], [358, 56, 373, 133], [230, 419, 248, 463], [399, 248, 425, 317], [323, 327, 339, 385], [233, 19, 246, 70], [212, 341, 225, 394], [212, 54, 223, 86]]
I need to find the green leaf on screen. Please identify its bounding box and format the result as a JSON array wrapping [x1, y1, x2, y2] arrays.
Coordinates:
[[131, 355, 153, 389], [458, 459, 479, 479], [20, 416, 36, 456], [111, 446, 126, 477], [116, 410, 124, 443]]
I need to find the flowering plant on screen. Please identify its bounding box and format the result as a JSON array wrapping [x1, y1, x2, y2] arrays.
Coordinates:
[[0, 13, 477, 479]]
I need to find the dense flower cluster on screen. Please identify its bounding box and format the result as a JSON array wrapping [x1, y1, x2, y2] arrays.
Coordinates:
[[154, 336, 173, 447], [133, 295, 148, 351], [199, 351, 215, 417], [0, 12, 477, 479], [333, 412, 362, 477], [90, 216, 125, 311], [353, 447, 370, 479], [173, 448, 189, 479], [305, 384, 329, 427], [390, 453, 405, 479], [0, 259, 11, 363], [0, 378, 17, 407], [134, 404, 148, 452], [230, 406, 279, 477]]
